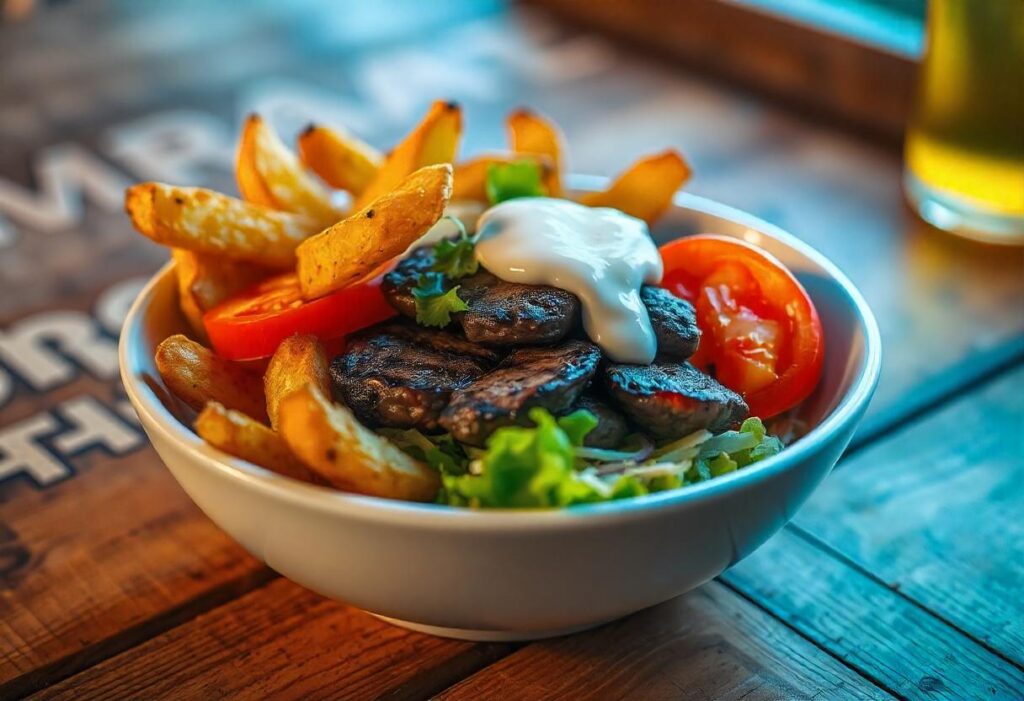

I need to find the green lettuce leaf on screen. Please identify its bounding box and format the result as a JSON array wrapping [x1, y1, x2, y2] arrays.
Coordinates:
[[486, 160, 545, 204], [412, 272, 468, 327]]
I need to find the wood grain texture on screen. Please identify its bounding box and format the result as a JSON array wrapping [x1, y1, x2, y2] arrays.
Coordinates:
[[794, 364, 1024, 664], [723, 530, 1024, 699], [436, 582, 891, 701], [30, 579, 510, 701], [0, 371, 267, 698]]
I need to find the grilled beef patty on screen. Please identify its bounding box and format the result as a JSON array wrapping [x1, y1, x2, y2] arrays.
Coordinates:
[[570, 393, 630, 449], [331, 322, 500, 431], [382, 247, 580, 346], [440, 339, 601, 446], [641, 285, 700, 361], [602, 361, 748, 440]]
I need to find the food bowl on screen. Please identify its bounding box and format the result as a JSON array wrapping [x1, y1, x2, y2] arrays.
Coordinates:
[[119, 178, 881, 641]]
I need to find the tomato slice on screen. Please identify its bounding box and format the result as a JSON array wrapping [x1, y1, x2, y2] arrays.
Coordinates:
[[659, 235, 824, 418], [204, 272, 395, 360]]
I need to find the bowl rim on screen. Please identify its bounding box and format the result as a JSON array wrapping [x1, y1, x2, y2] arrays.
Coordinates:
[[119, 180, 882, 531]]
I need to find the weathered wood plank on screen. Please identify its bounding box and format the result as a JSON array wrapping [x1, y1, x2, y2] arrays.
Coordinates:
[[435, 582, 892, 701], [29, 579, 509, 701], [723, 530, 1024, 699], [795, 364, 1024, 664]]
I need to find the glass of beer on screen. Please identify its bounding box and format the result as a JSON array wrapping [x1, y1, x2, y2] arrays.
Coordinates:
[[904, 0, 1024, 244]]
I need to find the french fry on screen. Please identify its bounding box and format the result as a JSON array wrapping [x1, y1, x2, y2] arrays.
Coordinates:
[[155, 334, 267, 421], [298, 123, 383, 196], [278, 385, 440, 501], [125, 183, 320, 268], [296, 163, 452, 299], [264, 333, 330, 430], [172, 249, 271, 340], [353, 100, 462, 210], [578, 149, 692, 224], [452, 153, 554, 202], [507, 108, 565, 197], [195, 401, 322, 484], [236, 114, 344, 228]]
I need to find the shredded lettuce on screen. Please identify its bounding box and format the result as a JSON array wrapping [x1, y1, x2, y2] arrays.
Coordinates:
[[386, 411, 784, 509], [411, 272, 468, 327], [486, 160, 545, 204]]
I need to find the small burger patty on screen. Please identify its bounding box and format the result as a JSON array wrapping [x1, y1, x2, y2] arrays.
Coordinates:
[[440, 339, 601, 446], [382, 247, 580, 346], [569, 393, 630, 449], [602, 361, 748, 440], [641, 285, 700, 361], [331, 322, 500, 431]]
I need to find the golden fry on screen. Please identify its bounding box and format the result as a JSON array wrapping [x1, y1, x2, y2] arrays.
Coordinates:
[[155, 334, 267, 421], [579, 149, 691, 224], [298, 123, 383, 196], [507, 108, 565, 197], [296, 163, 452, 299], [172, 249, 270, 339], [452, 153, 553, 202], [264, 333, 330, 430], [125, 183, 320, 268], [236, 114, 343, 227], [278, 385, 440, 501], [196, 401, 322, 484], [353, 100, 462, 210]]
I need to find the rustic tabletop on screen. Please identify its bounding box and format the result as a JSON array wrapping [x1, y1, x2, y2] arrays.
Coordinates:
[[1, 2, 1022, 700]]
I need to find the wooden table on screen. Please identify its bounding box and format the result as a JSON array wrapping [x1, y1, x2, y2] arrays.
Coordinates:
[[2, 2, 1022, 699]]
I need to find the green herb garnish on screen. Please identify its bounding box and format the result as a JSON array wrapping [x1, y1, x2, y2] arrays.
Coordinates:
[[485, 160, 545, 204], [411, 272, 468, 328], [431, 216, 478, 279]]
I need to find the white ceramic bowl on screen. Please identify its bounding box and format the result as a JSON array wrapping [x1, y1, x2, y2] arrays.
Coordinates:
[[119, 182, 881, 641]]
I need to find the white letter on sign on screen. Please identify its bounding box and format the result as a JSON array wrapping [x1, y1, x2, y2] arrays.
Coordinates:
[[0, 311, 118, 391], [54, 396, 142, 455], [0, 413, 69, 486]]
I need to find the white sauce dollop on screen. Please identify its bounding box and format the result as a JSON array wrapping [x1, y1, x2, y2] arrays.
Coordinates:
[[476, 197, 663, 364]]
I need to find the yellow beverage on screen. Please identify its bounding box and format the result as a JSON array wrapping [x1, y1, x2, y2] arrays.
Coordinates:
[[904, 0, 1024, 243]]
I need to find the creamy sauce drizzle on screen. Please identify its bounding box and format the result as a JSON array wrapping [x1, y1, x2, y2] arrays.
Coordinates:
[[476, 197, 663, 364]]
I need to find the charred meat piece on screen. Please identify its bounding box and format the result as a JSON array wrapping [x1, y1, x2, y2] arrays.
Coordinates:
[[331, 322, 500, 431], [602, 362, 748, 441], [641, 286, 700, 361], [440, 340, 601, 446], [570, 393, 629, 449], [382, 247, 580, 345]]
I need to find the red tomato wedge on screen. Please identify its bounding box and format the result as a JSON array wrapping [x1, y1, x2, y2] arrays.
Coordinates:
[[204, 272, 395, 360], [659, 235, 824, 418]]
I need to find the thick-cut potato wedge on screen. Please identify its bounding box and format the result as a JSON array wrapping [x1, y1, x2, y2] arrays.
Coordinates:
[[298, 123, 383, 196], [125, 183, 320, 268], [452, 153, 554, 202], [196, 401, 321, 484], [507, 108, 565, 197], [579, 149, 692, 224], [172, 249, 271, 340], [278, 385, 440, 501], [155, 334, 267, 421], [236, 114, 343, 228], [264, 333, 330, 429], [353, 100, 462, 210], [296, 163, 452, 299]]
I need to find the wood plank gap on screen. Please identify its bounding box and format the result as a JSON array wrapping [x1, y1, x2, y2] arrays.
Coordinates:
[[2, 567, 277, 700], [845, 334, 1024, 456], [784, 523, 1024, 674], [715, 577, 902, 700]]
